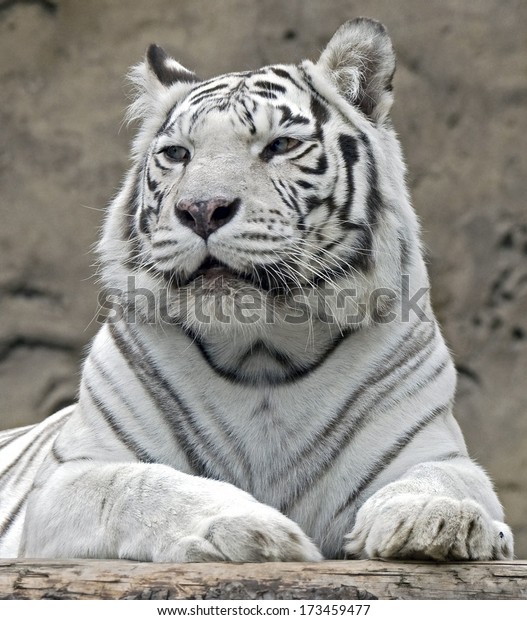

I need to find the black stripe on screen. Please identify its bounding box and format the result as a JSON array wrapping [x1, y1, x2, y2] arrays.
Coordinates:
[[222, 71, 253, 79], [110, 322, 250, 483], [84, 379, 153, 463], [0, 488, 31, 540], [296, 153, 328, 175], [348, 228, 374, 272], [152, 191, 164, 211], [7, 428, 66, 490], [84, 357, 158, 464], [277, 105, 310, 127], [153, 155, 171, 172], [0, 415, 67, 486], [156, 112, 176, 138], [182, 321, 353, 387], [289, 143, 318, 162], [253, 90, 278, 100], [108, 323, 207, 475], [338, 134, 359, 216], [152, 238, 178, 249], [188, 103, 210, 132], [359, 132, 384, 225], [188, 82, 229, 102], [0, 417, 70, 542], [122, 174, 143, 271], [138, 208, 152, 235], [304, 194, 323, 212], [301, 230, 374, 284], [237, 232, 286, 243], [314, 231, 348, 258], [146, 170, 158, 192], [331, 402, 451, 521], [271, 179, 301, 216], [269, 67, 305, 91], [297, 179, 315, 189], [253, 80, 287, 94], [237, 99, 257, 134], [296, 356, 450, 521], [187, 91, 227, 109], [310, 94, 330, 127], [278, 322, 439, 509], [51, 443, 64, 464]]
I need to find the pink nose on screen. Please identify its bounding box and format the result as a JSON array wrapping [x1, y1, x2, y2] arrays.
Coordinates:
[[175, 198, 240, 239]]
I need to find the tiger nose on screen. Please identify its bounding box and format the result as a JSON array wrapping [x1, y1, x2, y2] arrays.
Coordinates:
[[175, 198, 240, 239]]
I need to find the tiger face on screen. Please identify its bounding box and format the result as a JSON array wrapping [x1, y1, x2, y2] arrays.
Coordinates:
[[100, 19, 421, 334]]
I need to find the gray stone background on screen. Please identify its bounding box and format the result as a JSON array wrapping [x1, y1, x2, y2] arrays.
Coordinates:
[[0, 0, 525, 557]]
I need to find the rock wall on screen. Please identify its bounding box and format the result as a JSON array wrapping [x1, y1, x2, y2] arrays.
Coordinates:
[[1, 0, 525, 557]]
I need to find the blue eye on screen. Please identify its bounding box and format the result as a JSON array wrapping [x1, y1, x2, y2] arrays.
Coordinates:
[[162, 145, 190, 163], [265, 137, 301, 156]]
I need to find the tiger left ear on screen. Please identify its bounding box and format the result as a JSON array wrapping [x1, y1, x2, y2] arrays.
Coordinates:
[[316, 18, 395, 123]]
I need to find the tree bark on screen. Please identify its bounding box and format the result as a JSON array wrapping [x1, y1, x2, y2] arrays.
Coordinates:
[[0, 559, 525, 600]]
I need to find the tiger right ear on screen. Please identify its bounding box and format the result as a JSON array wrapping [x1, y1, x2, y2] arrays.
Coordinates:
[[146, 44, 201, 88], [126, 44, 200, 124], [317, 18, 395, 123]]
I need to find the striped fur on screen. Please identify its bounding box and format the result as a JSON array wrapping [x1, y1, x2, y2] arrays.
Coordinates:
[[0, 18, 512, 561]]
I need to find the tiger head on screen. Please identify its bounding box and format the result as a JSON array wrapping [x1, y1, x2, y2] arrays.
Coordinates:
[[99, 18, 426, 336]]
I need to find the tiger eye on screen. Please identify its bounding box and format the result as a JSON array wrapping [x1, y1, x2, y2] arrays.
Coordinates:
[[162, 145, 191, 163], [266, 137, 300, 156]]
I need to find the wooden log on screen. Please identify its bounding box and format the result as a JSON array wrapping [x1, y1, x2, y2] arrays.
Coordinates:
[[0, 559, 526, 600]]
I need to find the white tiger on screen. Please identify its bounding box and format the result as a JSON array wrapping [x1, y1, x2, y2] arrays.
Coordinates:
[[0, 18, 513, 562]]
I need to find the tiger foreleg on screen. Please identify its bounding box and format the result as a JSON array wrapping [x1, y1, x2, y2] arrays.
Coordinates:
[[20, 462, 322, 562], [344, 459, 513, 560]]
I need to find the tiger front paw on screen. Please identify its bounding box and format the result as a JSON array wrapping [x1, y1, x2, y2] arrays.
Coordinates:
[[196, 509, 322, 562], [163, 509, 323, 563], [344, 494, 513, 561]]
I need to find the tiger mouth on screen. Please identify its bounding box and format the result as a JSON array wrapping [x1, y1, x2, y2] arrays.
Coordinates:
[[162, 256, 294, 294], [162, 256, 248, 289], [193, 256, 234, 279]]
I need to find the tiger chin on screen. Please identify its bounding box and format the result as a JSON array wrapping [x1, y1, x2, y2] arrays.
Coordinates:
[[0, 18, 513, 562]]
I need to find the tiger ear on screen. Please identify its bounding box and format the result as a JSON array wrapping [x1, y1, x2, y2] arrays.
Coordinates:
[[317, 18, 395, 123], [126, 44, 200, 124], [145, 44, 200, 88]]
